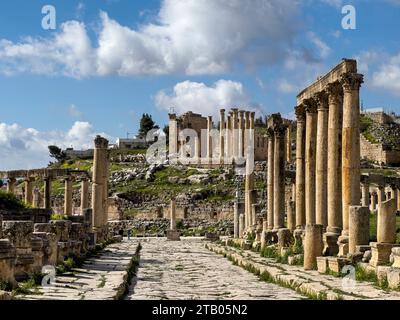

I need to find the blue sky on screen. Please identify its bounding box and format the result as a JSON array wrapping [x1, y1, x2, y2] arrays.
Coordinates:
[[0, 0, 399, 170]]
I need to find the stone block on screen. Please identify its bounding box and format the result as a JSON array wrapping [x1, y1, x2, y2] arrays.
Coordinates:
[[50, 220, 72, 242], [355, 245, 371, 254], [376, 266, 391, 286], [369, 242, 400, 267], [205, 232, 220, 242], [387, 268, 400, 290], [337, 235, 349, 257], [327, 257, 349, 274], [316, 256, 328, 274], [166, 230, 180, 241], [2, 221, 34, 249], [288, 254, 303, 265], [391, 247, 400, 269], [33, 232, 57, 266], [277, 228, 293, 249], [0, 239, 16, 286], [323, 232, 339, 256]]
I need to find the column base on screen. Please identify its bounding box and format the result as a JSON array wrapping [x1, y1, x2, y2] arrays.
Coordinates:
[[166, 230, 181, 241], [323, 232, 339, 256], [293, 228, 305, 246], [277, 228, 293, 249], [261, 230, 277, 249], [369, 242, 400, 267], [337, 235, 349, 257]]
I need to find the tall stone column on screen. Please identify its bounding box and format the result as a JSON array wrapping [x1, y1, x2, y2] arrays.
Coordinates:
[[340, 73, 363, 238], [377, 186, 385, 217], [219, 109, 225, 164], [371, 192, 377, 211], [64, 178, 73, 216], [232, 109, 239, 160], [226, 114, 232, 162], [285, 124, 292, 163], [273, 120, 286, 230], [92, 135, 109, 236], [168, 114, 178, 156], [238, 110, 245, 159], [43, 178, 51, 209], [267, 129, 274, 230], [24, 177, 33, 206], [304, 99, 318, 225], [245, 160, 255, 229], [207, 116, 213, 163], [239, 214, 245, 238], [244, 111, 250, 157], [295, 105, 306, 230], [80, 179, 89, 214], [7, 178, 16, 194], [397, 188, 400, 212], [315, 91, 329, 228], [33, 188, 41, 208], [287, 201, 296, 232]]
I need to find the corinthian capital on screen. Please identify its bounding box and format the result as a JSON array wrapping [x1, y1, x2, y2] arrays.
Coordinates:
[[326, 82, 343, 104], [313, 91, 329, 111], [340, 72, 364, 92], [295, 104, 306, 122], [303, 98, 318, 114]]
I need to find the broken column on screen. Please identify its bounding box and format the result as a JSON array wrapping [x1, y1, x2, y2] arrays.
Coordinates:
[[167, 199, 180, 241], [370, 199, 400, 267], [24, 177, 33, 206], [239, 213, 245, 238], [80, 179, 89, 215], [304, 224, 323, 270], [168, 113, 178, 157], [43, 177, 51, 209], [338, 72, 363, 256], [32, 188, 41, 208], [348, 206, 370, 254]]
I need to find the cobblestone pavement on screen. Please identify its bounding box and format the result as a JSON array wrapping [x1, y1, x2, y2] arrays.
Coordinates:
[[127, 237, 305, 300], [21, 240, 139, 300]]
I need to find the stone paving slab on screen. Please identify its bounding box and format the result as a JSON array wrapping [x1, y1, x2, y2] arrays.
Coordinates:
[[19, 240, 140, 300], [126, 237, 305, 300], [207, 243, 400, 300]]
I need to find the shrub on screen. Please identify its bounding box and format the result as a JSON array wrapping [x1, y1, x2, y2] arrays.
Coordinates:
[[0, 191, 26, 210]]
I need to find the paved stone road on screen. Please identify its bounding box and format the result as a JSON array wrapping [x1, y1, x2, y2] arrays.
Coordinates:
[[127, 237, 304, 300], [21, 240, 139, 300]]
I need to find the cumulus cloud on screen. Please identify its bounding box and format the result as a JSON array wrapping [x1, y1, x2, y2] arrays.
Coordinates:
[[372, 52, 400, 94], [68, 104, 84, 119], [0, 121, 113, 171], [0, 0, 300, 77], [155, 80, 260, 118]]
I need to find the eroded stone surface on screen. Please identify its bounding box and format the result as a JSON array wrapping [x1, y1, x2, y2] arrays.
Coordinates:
[[126, 237, 304, 300]]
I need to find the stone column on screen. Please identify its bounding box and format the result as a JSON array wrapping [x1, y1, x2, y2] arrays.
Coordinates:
[[238, 110, 245, 159], [239, 213, 245, 238], [304, 224, 323, 270], [304, 99, 318, 225], [378, 199, 397, 244], [287, 201, 296, 232], [64, 178, 73, 216], [226, 114, 232, 162], [219, 109, 225, 164], [340, 72, 363, 237], [170, 199, 176, 231], [245, 160, 255, 229], [267, 129, 274, 230], [295, 105, 306, 230], [43, 178, 51, 209], [24, 177, 33, 206], [273, 121, 286, 230], [286, 124, 292, 163], [397, 188, 400, 212], [315, 91, 329, 228], [349, 206, 370, 254], [234, 198, 239, 238], [80, 179, 89, 214], [7, 178, 16, 194], [361, 182, 370, 208], [194, 136, 200, 163], [232, 109, 239, 160], [92, 135, 109, 235], [207, 116, 213, 163], [371, 192, 377, 211], [244, 111, 250, 157], [251, 203, 257, 228], [33, 188, 40, 208], [168, 113, 178, 156], [377, 186, 385, 216], [326, 83, 343, 235]]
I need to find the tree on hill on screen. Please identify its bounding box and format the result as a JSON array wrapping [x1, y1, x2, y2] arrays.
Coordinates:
[[48, 145, 67, 162], [138, 113, 159, 138]]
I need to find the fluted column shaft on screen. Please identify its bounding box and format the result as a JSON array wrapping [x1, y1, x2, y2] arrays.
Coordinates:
[[267, 131, 274, 230], [295, 106, 306, 229]]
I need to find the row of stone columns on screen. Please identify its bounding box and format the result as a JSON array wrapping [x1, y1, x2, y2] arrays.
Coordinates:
[[296, 71, 364, 261], [6, 175, 90, 215]]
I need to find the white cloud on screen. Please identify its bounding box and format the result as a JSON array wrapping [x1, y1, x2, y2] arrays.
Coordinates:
[[307, 32, 331, 59], [155, 80, 260, 119], [0, 0, 300, 77], [372, 52, 400, 95], [0, 121, 113, 171]]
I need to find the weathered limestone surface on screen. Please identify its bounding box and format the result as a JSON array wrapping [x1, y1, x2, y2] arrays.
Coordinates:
[[348, 206, 370, 254], [209, 243, 400, 300], [21, 240, 139, 300], [127, 238, 303, 300]]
